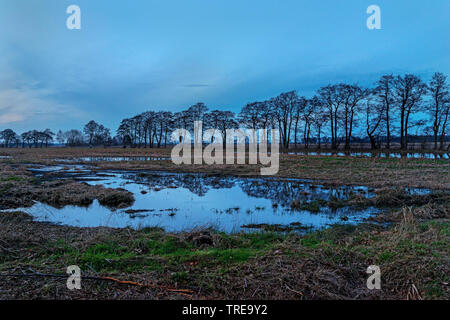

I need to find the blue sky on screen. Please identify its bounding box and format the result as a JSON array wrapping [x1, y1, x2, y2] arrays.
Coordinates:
[[0, 0, 449, 133]]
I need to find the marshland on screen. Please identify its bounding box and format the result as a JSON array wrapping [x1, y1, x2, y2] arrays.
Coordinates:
[[1, 1, 449, 302], [0, 147, 448, 299]]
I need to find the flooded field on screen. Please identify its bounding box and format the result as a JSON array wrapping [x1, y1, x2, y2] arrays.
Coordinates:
[[6, 165, 391, 233], [288, 151, 449, 159], [1, 149, 448, 300], [55, 156, 171, 162], [48, 152, 450, 163]]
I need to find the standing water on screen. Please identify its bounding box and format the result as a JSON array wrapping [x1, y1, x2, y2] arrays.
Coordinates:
[[7, 168, 388, 233]]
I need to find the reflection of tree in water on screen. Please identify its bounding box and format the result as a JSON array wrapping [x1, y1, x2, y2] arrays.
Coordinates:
[[124, 173, 368, 207], [125, 173, 235, 196], [238, 180, 363, 208]]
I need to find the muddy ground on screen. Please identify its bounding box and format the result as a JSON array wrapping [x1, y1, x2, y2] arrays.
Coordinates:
[[0, 148, 448, 299]]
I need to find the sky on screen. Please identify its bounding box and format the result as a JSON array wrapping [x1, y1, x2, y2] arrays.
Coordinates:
[[0, 0, 449, 134]]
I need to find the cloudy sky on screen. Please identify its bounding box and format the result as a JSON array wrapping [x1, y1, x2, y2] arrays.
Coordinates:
[[0, 0, 449, 133]]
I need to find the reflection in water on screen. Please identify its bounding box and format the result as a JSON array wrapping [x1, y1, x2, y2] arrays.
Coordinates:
[[9, 170, 387, 233], [54, 152, 449, 163], [56, 156, 171, 163], [288, 151, 449, 159]]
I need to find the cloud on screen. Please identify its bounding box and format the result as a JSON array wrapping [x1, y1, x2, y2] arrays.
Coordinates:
[[182, 84, 210, 88], [0, 86, 86, 130]]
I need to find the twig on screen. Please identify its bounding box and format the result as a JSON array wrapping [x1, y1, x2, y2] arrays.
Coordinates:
[[0, 272, 194, 295], [285, 284, 303, 297]]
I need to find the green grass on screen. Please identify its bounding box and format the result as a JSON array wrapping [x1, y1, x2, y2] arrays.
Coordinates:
[[3, 212, 448, 299], [0, 175, 23, 182], [39, 230, 287, 273]]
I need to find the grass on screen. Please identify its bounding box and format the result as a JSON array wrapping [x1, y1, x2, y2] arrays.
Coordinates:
[[28, 228, 283, 275], [0, 147, 448, 299], [0, 207, 448, 299], [1, 147, 449, 189]]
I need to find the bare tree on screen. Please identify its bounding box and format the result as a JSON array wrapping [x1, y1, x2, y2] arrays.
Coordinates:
[[83, 120, 99, 146], [43, 129, 55, 147], [205, 110, 225, 144], [0, 129, 17, 147], [56, 130, 66, 145], [374, 75, 395, 148], [272, 91, 299, 149], [238, 102, 262, 131], [427, 72, 449, 150], [117, 118, 134, 147], [340, 85, 368, 149], [364, 92, 385, 149], [292, 97, 307, 148], [21, 131, 32, 148], [301, 98, 314, 149], [65, 130, 84, 146], [216, 111, 237, 146], [309, 96, 328, 149], [393, 74, 427, 149], [318, 84, 346, 149]]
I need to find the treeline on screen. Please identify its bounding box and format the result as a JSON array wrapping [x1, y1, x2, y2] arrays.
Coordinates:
[[115, 72, 449, 150], [0, 121, 113, 148], [1, 72, 448, 150]]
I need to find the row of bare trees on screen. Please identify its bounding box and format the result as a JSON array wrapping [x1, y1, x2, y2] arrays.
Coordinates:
[[115, 72, 448, 150], [0, 121, 112, 148], [1, 72, 448, 150], [0, 129, 58, 148]]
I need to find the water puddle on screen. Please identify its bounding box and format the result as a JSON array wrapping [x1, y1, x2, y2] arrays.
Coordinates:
[[6, 168, 391, 233], [55, 156, 171, 163], [25, 164, 93, 177]]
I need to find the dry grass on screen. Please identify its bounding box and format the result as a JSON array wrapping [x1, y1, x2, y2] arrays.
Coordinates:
[[0, 163, 134, 210], [0, 209, 447, 300], [1, 147, 448, 189], [0, 147, 448, 300]]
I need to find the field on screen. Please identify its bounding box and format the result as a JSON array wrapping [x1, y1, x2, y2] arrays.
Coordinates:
[[0, 147, 448, 299]]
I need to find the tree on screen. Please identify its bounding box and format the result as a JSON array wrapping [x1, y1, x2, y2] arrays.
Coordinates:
[[117, 118, 133, 147], [258, 100, 276, 132], [272, 91, 299, 149], [309, 96, 328, 149], [374, 75, 395, 148], [172, 111, 191, 144], [21, 131, 32, 148], [43, 129, 55, 147], [65, 129, 84, 146], [238, 102, 262, 131], [215, 111, 237, 146], [204, 110, 225, 144], [339, 84, 368, 149], [301, 98, 314, 148], [188, 102, 208, 122], [292, 97, 307, 148], [56, 130, 66, 145], [187, 102, 208, 146], [364, 92, 385, 149], [30, 130, 40, 148], [393, 74, 427, 149], [427, 72, 449, 150], [0, 129, 17, 147], [93, 125, 111, 146], [142, 112, 156, 147], [318, 84, 346, 149], [83, 120, 99, 146]]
